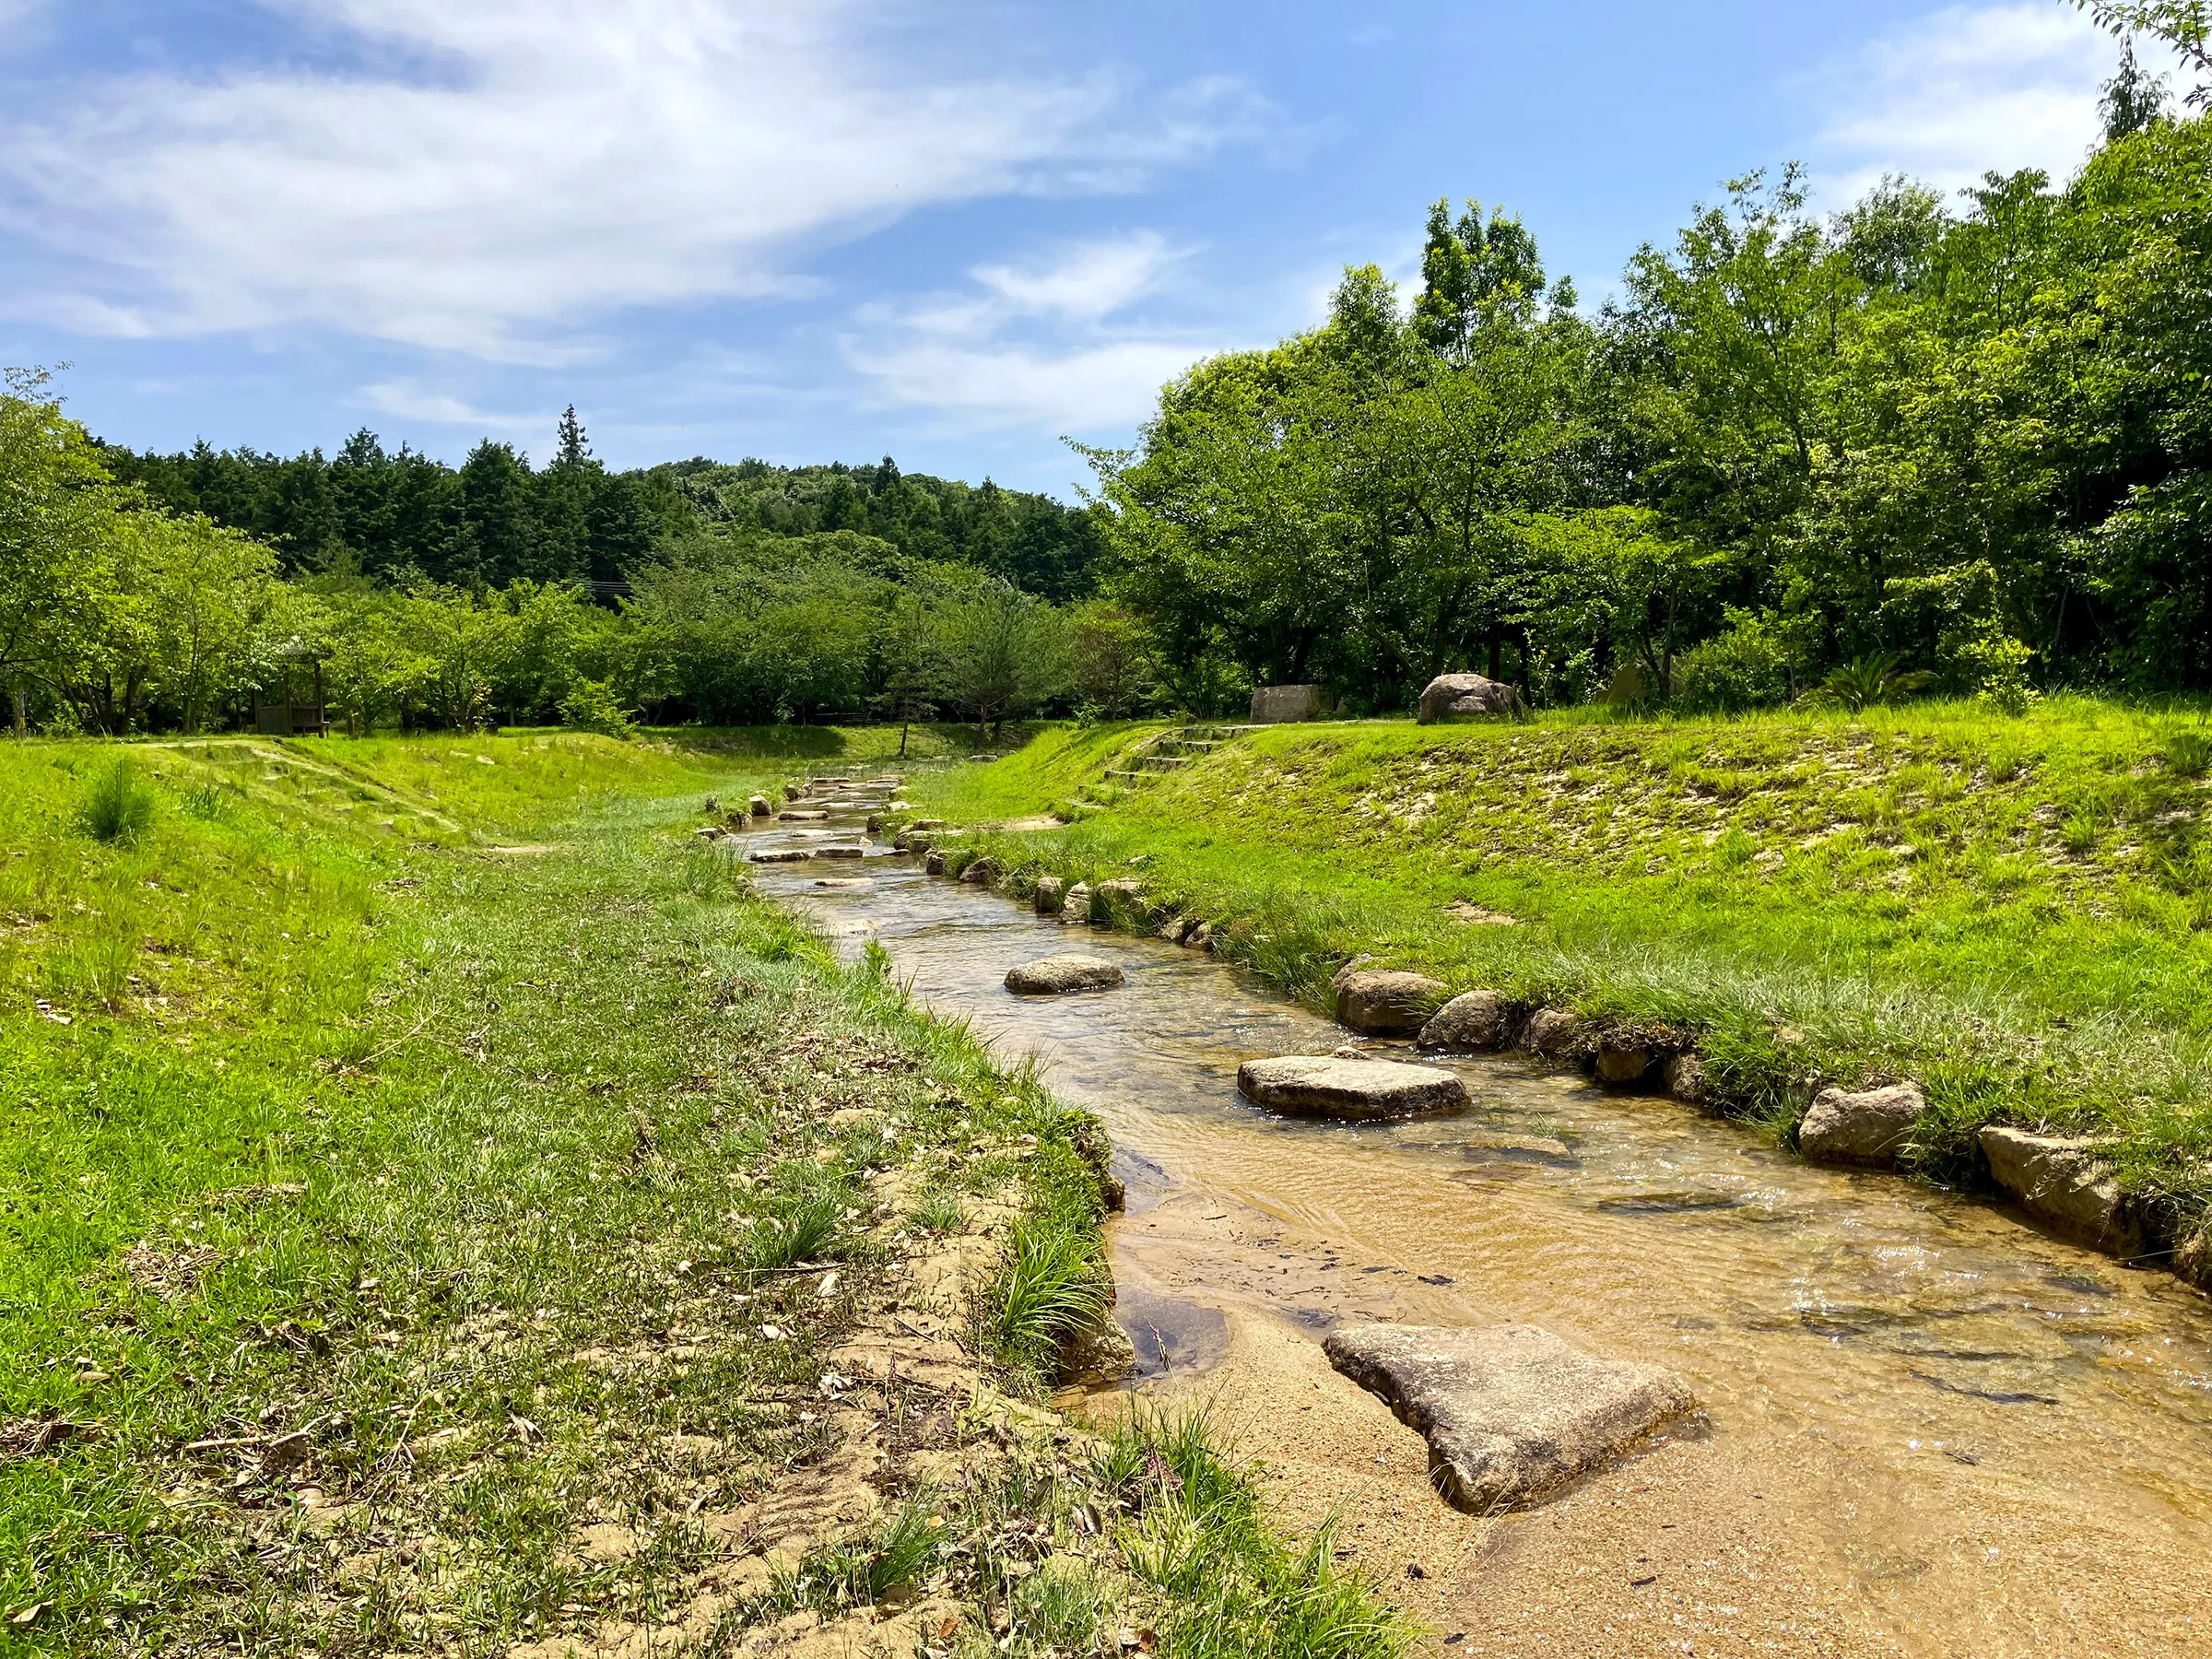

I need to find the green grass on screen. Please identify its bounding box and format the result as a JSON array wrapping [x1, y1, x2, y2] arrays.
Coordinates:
[[986, 1217, 1112, 1375], [908, 700, 2212, 1235], [0, 729, 1126, 1654]]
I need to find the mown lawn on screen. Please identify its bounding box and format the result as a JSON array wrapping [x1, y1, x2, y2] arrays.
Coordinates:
[[912, 700, 2212, 1224]]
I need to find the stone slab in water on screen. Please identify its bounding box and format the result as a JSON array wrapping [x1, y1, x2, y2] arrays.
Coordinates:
[[1324, 1324, 1695, 1512], [814, 877, 872, 888], [747, 848, 811, 864], [1800, 1083, 1924, 1169], [1979, 1126, 2147, 1257], [778, 810, 829, 822], [1237, 1056, 1467, 1120], [815, 845, 865, 859], [1005, 954, 1126, 994]]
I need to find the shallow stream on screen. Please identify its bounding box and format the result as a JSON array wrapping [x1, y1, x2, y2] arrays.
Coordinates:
[[740, 791, 2212, 1654]]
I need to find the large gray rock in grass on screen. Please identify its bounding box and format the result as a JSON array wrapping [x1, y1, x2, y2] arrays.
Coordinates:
[[1005, 955, 1125, 995], [1062, 881, 1093, 924], [1418, 673, 1525, 724], [1521, 1009, 1582, 1057], [1249, 684, 1334, 724], [1324, 1324, 1696, 1512], [1089, 877, 1146, 924], [1033, 875, 1066, 914], [1335, 970, 1448, 1036], [1979, 1126, 2148, 1258], [747, 794, 771, 818], [1238, 1056, 1468, 1121], [1419, 991, 1513, 1053], [1799, 1083, 1925, 1169], [1664, 1053, 1709, 1106]]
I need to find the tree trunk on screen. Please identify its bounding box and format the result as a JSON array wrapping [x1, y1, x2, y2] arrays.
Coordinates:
[[899, 723, 909, 759], [9, 681, 23, 737]]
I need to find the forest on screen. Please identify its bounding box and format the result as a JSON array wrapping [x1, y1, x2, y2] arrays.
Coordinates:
[[2, 16, 2207, 736]]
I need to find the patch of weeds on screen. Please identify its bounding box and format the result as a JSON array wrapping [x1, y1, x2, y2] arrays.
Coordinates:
[[779, 1491, 946, 1612], [78, 754, 158, 841], [986, 1217, 1109, 1374], [745, 1187, 850, 1272], [2161, 728, 2212, 780], [912, 1186, 966, 1234], [2062, 810, 2100, 855]]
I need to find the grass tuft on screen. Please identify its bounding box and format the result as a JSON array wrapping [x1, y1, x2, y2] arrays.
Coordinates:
[[77, 754, 158, 841], [986, 1216, 1109, 1372]]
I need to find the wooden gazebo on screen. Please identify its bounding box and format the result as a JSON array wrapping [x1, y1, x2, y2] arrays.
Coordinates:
[[253, 640, 331, 736]]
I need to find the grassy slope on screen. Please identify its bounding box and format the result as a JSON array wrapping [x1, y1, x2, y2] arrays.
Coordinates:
[[915, 701, 2212, 1219], [0, 729, 1403, 1659]]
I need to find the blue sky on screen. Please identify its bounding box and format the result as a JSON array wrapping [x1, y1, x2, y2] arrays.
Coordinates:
[[0, 0, 2173, 497]]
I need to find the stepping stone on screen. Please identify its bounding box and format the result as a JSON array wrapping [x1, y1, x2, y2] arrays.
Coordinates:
[[1236, 1057, 1467, 1120], [1419, 990, 1512, 1053], [747, 849, 811, 864], [814, 877, 872, 889], [814, 846, 865, 859], [1005, 955, 1125, 994], [778, 810, 830, 822], [1324, 1324, 1695, 1512]]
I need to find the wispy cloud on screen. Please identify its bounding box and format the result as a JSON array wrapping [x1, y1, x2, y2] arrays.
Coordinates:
[[0, 0, 1272, 359], [844, 232, 1246, 433], [360, 380, 544, 434], [1801, 3, 2151, 202]]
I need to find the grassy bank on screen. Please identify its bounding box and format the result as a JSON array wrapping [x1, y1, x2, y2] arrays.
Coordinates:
[[2, 732, 1404, 1657], [909, 701, 2212, 1246]]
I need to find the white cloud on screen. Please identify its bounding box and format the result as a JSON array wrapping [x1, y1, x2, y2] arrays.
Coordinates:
[[972, 230, 1182, 320], [360, 380, 543, 433], [1802, 3, 2161, 202], [0, 0, 1266, 359], [844, 233, 1246, 432]]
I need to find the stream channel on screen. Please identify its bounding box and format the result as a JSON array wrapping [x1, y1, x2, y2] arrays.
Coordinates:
[[741, 789, 2212, 1656]]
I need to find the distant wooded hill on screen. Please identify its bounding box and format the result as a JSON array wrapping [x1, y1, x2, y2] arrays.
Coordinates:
[[100, 434, 1102, 602]]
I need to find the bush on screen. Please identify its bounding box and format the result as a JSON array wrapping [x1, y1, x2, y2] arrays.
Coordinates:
[[559, 677, 634, 737], [1673, 610, 1791, 713], [78, 757, 157, 842]]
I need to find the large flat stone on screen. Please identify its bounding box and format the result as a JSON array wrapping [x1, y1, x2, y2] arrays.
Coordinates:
[[1979, 1126, 2147, 1258], [1801, 1083, 1924, 1169], [1335, 970, 1448, 1036], [1005, 955, 1125, 995], [747, 848, 811, 864], [1237, 1056, 1468, 1121], [1324, 1324, 1695, 1512]]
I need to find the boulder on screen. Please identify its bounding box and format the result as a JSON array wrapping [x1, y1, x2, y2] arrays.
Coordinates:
[[784, 782, 805, 801], [1090, 877, 1145, 923], [1663, 1053, 1708, 1106], [1249, 684, 1334, 724], [1521, 1008, 1581, 1057], [1005, 955, 1126, 995], [1418, 673, 1525, 724], [747, 848, 811, 864], [1799, 1083, 1925, 1169], [900, 831, 931, 854], [1236, 1056, 1468, 1121], [815, 845, 865, 860], [1061, 882, 1093, 924], [1594, 1041, 1656, 1087], [910, 818, 947, 830], [924, 849, 948, 876], [1418, 990, 1513, 1053], [1185, 921, 1212, 949], [1033, 875, 1066, 914], [1978, 1126, 2147, 1258], [957, 856, 1000, 887], [865, 814, 883, 832], [747, 794, 771, 818], [1323, 1324, 1696, 1512], [1335, 970, 1448, 1036]]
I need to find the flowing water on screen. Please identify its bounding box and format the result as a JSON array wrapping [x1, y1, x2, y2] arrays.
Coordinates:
[[738, 790, 2212, 1655]]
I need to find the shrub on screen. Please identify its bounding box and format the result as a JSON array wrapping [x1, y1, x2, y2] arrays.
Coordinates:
[[559, 677, 634, 737], [78, 756, 157, 842], [1673, 611, 1791, 713]]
